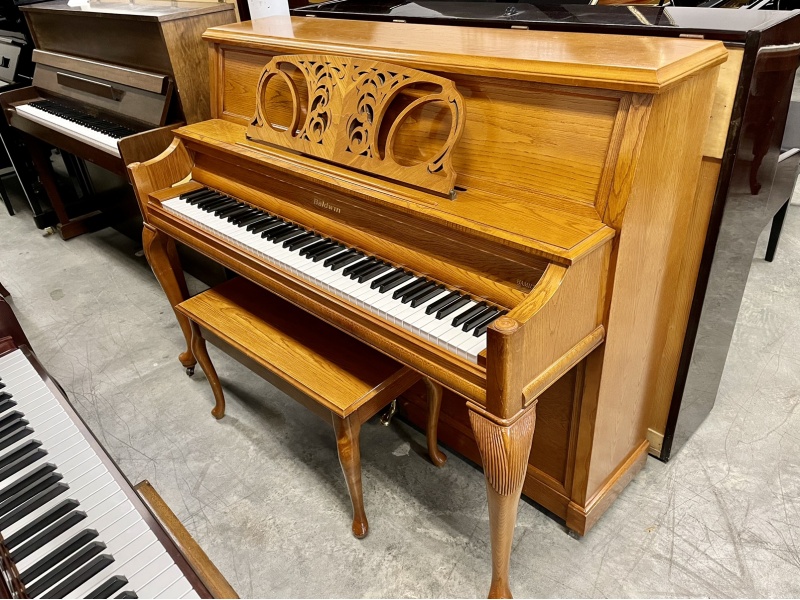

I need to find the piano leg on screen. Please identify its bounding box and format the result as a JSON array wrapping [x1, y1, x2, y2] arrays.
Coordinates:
[[469, 403, 537, 599], [332, 415, 369, 539], [142, 225, 197, 372], [423, 377, 447, 467], [190, 321, 227, 419]]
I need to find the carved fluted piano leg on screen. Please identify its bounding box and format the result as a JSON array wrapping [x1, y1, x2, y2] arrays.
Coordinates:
[[423, 377, 447, 467], [189, 321, 226, 419], [332, 415, 368, 539], [142, 225, 196, 372], [469, 404, 537, 599]]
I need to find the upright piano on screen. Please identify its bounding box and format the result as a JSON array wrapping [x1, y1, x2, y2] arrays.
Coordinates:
[[0, 0, 237, 239], [294, 1, 800, 465], [128, 16, 726, 597]]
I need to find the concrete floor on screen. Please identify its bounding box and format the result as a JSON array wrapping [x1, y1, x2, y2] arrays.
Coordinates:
[[1, 183, 799, 599]]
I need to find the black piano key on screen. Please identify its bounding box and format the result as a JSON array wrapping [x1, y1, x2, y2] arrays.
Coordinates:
[[300, 240, 333, 258], [392, 278, 428, 300], [180, 188, 212, 202], [20, 529, 99, 584], [312, 245, 347, 262], [0, 415, 27, 440], [87, 576, 129, 599], [343, 258, 375, 277], [26, 542, 107, 598], [0, 426, 33, 454], [261, 223, 293, 239], [436, 296, 471, 320], [284, 233, 319, 250], [238, 212, 269, 227], [0, 439, 42, 469], [328, 252, 364, 271], [370, 268, 403, 290], [425, 291, 462, 315], [115, 592, 138, 599], [193, 193, 225, 207], [0, 382, 4, 390], [231, 209, 262, 225], [225, 207, 254, 222], [264, 224, 298, 241], [251, 218, 283, 234], [410, 286, 446, 308], [214, 202, 244, 217], [379, 272, 414, 293], [0, 472, 62, 518], [401, 281, 437, 304], [11, 509, 87, 562], [0, 444, 45, 483], [461, 306, 498, 332], [272, 227, 306, 243], [323, 249, 357, 267], [473, 310, 507, 337], [357, 263, 393, 283], [452, 302, 488, 328], [0, 464, 57, 504], [4, 500, 80, 551], [347, 259, 381, 279], [197, 198, 229, 211], [0, 482, 68, 529], [0, 396, 14, 411], [0, 410, 26, 430]]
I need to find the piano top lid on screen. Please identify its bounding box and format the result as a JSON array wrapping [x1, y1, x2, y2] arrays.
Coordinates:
[[204, 16, 728, 94], [291, 2, 800, 42], [21, 0, 234, 22]]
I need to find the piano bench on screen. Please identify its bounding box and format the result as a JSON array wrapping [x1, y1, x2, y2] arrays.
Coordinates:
[[175, 277, 446, 539]]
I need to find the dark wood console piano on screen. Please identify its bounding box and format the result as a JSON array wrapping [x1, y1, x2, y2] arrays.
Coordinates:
[[0, 294, 238, 598], [0, 0, 236, 239], [128, 17, 726, 597], [293, 2, 800, 466]]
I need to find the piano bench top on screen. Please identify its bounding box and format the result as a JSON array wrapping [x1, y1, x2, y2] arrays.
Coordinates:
[[176, 277, 420, 418]]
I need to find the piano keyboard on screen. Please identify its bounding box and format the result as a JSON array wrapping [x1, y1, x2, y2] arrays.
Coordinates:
[[15, 100, 136, 158], [163, 187, 508, 364], [0, 349, 199, 599]]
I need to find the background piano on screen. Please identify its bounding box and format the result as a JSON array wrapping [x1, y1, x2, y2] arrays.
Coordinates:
[[0, 286, 238, 598], [0, 0, 237, 240], [293, 1, 800, 467]]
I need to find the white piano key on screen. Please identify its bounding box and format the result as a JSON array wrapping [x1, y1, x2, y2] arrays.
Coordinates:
[[136, 564, 184, 599], [161, 574, 194, 599]]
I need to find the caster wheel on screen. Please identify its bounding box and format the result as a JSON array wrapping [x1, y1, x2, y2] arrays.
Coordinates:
[[185, 366, 195, 377]]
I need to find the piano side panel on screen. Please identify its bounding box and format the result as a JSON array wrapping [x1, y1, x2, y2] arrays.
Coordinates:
[[214, 45, 621, 216]]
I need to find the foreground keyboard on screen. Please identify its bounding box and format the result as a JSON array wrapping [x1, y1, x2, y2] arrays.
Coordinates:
[[163, 187, 508, 363], [0, 349, 202, 599], [15, 100, 136, 158]]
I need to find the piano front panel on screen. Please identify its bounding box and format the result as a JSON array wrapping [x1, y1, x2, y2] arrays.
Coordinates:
[[214, 46, 624, 218]]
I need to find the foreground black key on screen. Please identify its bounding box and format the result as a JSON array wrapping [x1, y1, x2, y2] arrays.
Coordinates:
[[272, 227, 306, 243], [379, 272, 414, 293], [5, 499, 80, 550], [115, 591, 138, 599], [238, 212, 269, 227], [20, 529, 99, 584], [358, 263, 392, 283], [0, 397, 15, 412], [26, 542, 107, 597], [0, 442, 45, 483], [452, 302, 488, 327], [436, 296, 470, 320], [300, 239, 332, 258], [370, 269, 402, 289], [307, 241, 340, 258], [0, 414, 27, 440], [473, 310, 507, 337], [312, 245, 346, 263], [87, 576, 129, 599], [0, 425, 33, 454], [402, 282, 439, 304], [0, 464, 57, 504], [284, 233, 318, 250], [183, 190, 215, 204], [426, 291, 462, 315], [462, 306, 497, 332], [262, 223, 294, 239], [328, 252, 363, 271], [225, 207, 254, 221], [411, 286, 446, 308], [347, 259, 380, 279], [393, 278, 428, 301], [11, 509, 87, 561], [214, 202, 243, 217], [343, 258, 374, 277], [252, 218, 283, 235], [195, 195, 226, 209], [0, 472, 62, 518], [0, 482, 68, 529]]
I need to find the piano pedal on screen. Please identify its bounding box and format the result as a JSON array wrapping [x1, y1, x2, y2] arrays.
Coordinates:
[[380, 399, 397, 426]]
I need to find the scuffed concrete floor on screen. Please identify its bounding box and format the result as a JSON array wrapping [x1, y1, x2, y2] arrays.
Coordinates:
[[1, 178, 799, 598]]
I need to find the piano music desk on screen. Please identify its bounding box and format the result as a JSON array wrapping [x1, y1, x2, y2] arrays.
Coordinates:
[[176, 277, 446, 539]]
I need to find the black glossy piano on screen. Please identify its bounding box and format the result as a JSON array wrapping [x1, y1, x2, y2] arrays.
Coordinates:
[[293, 1, 800, 462]]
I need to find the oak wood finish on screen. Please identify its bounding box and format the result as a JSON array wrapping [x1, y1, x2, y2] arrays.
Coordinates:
[[133, 18, 726, 596], [175, 277, 446, 538], [135, 481, 239, 599]]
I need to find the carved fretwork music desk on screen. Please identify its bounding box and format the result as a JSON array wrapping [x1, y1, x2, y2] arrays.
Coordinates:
[[128, 17, 727, 598]]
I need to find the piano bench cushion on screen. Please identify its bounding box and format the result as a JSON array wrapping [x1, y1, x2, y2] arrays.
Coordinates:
[[176, 277, 421, 419]]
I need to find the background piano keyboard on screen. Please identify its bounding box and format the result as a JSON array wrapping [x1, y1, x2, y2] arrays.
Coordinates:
[[0, 347, 227, 599]]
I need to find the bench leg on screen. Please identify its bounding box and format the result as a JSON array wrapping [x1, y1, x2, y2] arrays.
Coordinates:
[[423, 378, 447, 467], [332, 415, 368, 539], [766, 198, 790, 262], [189, 321, 226, 419]]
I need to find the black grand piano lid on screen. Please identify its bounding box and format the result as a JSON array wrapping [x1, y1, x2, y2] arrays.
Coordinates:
[[292, 1, 799, 40]]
